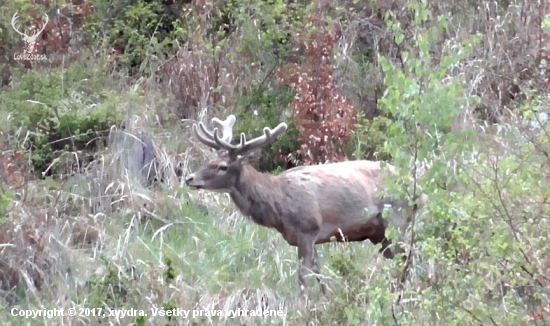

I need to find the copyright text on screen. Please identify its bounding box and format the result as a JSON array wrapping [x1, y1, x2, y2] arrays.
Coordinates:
[[11, 307, 287, 319]]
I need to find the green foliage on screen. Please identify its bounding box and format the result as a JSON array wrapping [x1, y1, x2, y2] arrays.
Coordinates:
[[85, 0, 308, 77], [315, 246, 400, 325], [371, 2, 485, 324], [543, 14, 550, 33], [366, 2, 550, 324], [86, 0, 185, 76], [162, 301, 178, 323], [230, 0, 310, 62], [328, 246, 364, 279], [132, 316, 147, 326], [235, 86, 299, 171], [162, 252, 177, 283], [1, 63, 129, 175], [85, 258, 131, 309], [224, 1, 313, 170], [352, 112, 392, 161], [0, 190, 11, 220], [378, 2, 479, 200]]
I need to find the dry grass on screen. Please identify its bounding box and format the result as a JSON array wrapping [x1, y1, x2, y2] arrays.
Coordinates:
[[0, 121, 391, 325], [2, 109, 550, 325]]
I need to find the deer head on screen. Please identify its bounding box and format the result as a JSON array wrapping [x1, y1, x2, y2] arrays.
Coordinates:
[[185, 115, 287, 192], [11, 11, 49, 54]]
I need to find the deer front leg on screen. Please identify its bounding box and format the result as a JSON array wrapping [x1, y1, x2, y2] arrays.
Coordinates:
[[297, 235, 316, 294]]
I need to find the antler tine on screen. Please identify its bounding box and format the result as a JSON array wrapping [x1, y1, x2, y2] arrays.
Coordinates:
[[194, 116, 287, 156], [211, 115, 236, 144], [193, 123, 222, 150], [193, 115, 237, 151], [225, 122, 288, 156], [197, 121, 215, 139]]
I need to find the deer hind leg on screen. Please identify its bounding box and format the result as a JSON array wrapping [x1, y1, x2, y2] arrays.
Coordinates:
[[378, 231, 408, 261], [372, 212, 397, 259], [379, 237, 395, 259]]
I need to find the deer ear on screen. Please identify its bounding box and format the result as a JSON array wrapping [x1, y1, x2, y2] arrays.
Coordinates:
[[216, 149, 229, 158], [237, 153, 260, 165], [247, 154, 260, 165], [237, 154, 251, 165]]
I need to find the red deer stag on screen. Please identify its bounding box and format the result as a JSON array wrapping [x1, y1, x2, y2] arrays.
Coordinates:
[[185, 115, 426, 293]]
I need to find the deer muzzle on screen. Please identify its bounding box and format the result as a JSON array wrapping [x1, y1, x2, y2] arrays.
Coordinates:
[[185, 173, 201, 189]]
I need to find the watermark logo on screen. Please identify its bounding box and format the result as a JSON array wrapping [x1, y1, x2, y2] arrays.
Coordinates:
[[11, 11, 48, 61]]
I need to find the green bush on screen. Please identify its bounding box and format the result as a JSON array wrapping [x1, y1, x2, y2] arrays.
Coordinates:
[[86, 0, 186, 76], [352, 112, 392, 161], [235, 86, 300, 171], [0, 191, 11, 221], [1, 63, 130, 175]]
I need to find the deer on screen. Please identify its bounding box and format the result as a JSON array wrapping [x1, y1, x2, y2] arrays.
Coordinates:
[[185, 115, 427, 294]]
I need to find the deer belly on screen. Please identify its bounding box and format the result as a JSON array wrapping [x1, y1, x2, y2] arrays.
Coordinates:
[[316, 216, 385, 244]]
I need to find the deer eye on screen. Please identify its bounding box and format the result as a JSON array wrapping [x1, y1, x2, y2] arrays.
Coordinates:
[[218, 164, 228, 171]]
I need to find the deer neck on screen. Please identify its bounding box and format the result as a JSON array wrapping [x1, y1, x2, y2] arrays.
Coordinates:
[[229, 165, 284, 231]]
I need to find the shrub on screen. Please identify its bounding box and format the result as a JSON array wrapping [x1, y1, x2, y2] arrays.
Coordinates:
[[277, 12, 357, 165], [86, 0, 186, 76], [234, 86, 299, 171], [2, 63, 129, 175]]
